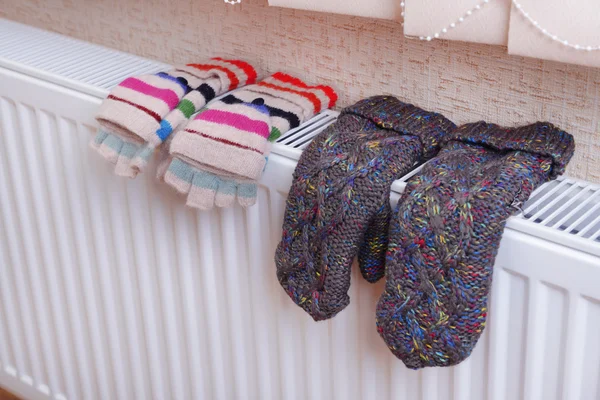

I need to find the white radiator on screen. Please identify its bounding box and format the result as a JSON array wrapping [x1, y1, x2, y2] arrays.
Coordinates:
[[1, 19, 600, 400]]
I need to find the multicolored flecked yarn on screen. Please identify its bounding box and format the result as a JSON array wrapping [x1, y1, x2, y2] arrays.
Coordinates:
[[358, 203, 393, 283], [377, 121, 575, 369], [275, 95, 456, 321]]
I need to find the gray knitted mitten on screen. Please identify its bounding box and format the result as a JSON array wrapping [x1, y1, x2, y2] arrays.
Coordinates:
[[377, 121, 575, 369], [275, 96, 456, 321]]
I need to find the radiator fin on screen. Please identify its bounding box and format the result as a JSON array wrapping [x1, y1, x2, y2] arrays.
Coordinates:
[[520, 177, 600, 243]]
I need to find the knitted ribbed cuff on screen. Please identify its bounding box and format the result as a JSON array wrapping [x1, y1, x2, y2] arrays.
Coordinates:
[[96, 99, 164, 146], [180, 57, 258, 93], [343, 95, 457, 159], [96, 59, 258, 147], [245, 72, 338, 122], [169, 129, 267, 181], [447, 121, 575, 178]]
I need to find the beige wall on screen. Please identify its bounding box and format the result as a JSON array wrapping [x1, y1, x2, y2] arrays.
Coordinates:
[[2, 0, 599, 181]]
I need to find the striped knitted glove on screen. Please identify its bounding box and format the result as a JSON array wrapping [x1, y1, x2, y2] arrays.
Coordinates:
[[163, 73, 337, 209], [92, 58, 257, 178], [377, 122, 575, 368], [275, 96, 456, 321]]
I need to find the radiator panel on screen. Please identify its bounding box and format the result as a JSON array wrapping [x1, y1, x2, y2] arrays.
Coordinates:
[[1, 62, 600, 400]]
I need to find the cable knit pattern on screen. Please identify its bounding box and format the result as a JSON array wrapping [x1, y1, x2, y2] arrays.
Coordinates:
[[345, 96, 456, 159], [377, 121, 575, 369], [446, 121, 576, 178], [275, 96, 456, 321]]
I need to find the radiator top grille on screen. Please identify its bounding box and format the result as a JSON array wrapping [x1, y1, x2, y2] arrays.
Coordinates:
[[1, 17, 598, 255], [283, 113, 600, 253], [0, 19, 167, 97], [273, 111, 339, 160], [523, 177, 600, 241]]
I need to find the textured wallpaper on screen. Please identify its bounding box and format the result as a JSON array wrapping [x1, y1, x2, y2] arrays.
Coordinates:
[[2, 0, 599, 181]]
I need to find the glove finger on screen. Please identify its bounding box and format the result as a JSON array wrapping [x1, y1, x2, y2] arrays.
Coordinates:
[[237, 183, 258, 208], [358, 202, 392, 283], [215, 178, 237, 208], [188, 170, 219, 210]]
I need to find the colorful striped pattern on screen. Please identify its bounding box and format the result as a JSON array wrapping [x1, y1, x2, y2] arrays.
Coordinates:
[[185, 129, 264, 155], [195, 109, 270, 138], [106, 94, 162, 122], [155, 72, 190, 93], [212, 57, 258, 85], [180, 101, 272, 162], [164, 72, 337, 209], [118, 77, 181, 108], [221, 94, 301, 130], [93, 58, 258, 177], [96, 72, 187, 147], [156, 58, 258, 142], [249, 72, 337, 117], [187, 63, 240, 91], [176, 98, 196, 119], [272, 72, 337, 108]]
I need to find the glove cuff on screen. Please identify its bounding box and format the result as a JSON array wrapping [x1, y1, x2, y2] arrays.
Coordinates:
[[343, 95, 456, 159], [447, 121, 575, 178]]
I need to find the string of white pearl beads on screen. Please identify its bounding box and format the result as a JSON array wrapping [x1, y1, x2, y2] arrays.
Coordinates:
[[400, 0, 491, 41], [512, 0, 600, 51]]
